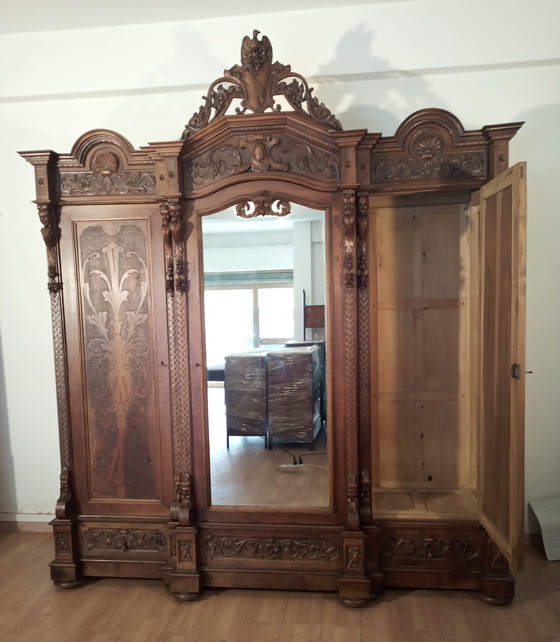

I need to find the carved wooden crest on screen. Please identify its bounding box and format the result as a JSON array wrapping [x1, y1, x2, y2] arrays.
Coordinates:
[[182, 30, 341, 138]]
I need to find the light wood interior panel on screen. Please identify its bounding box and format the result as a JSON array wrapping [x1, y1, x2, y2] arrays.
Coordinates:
[[371, 194, 473, 494], [372, 488, 478, 520]]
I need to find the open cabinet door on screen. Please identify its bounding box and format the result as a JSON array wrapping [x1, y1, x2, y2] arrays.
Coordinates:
[[477, 162, 527, 571]]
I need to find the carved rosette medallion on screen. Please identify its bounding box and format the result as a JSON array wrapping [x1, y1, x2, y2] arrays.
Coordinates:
[[205, 536, 338, 562], [83, 528, 166, 553], [373, 133, 487, 182], [381, 536, 480, 562], [182, 30, 341, 138]]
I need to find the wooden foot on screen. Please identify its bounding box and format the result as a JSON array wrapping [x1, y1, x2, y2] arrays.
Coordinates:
[[53, 579, 81, 590], [482, 593, 514, 606], [172, 590, 199, 603], [480, 574, 515, 606], [338, 576, 371, 608]]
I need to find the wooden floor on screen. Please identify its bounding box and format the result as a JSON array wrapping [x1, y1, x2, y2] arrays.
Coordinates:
[[1, 532, 559, 641], [208, 386, 329, 507]]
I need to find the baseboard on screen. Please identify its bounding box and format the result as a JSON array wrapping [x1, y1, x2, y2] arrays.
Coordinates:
[[525, 532, 544, 547], [0, 515, 53, 532]]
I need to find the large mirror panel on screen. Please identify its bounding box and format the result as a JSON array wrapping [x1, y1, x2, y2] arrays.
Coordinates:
[[201, 204, 329, 507]]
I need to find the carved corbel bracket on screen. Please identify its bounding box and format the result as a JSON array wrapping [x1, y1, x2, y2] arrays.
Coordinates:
[[160, 198, 186, 294], [170, 471, 193, 527], [37, 202, 62, 293], [55, 465, 73, 519], [342, 190, 357, 289]]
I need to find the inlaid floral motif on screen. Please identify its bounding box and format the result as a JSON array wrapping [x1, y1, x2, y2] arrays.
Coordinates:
[[80, 224, 156, 499]]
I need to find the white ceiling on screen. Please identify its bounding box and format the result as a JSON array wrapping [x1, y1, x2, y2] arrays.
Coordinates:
[[2, 1, 379, 35]]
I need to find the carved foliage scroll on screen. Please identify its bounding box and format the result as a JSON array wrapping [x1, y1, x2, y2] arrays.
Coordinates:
[[381, 536, 481, 563], [61, 150, 156, 197], [182, 30, 341, 138], [235, 191, 291, 218], [83, 528, 166, 553], [186, 133, 339, 190], [373, 133, 486, 182], [205, 535, 339, 562]]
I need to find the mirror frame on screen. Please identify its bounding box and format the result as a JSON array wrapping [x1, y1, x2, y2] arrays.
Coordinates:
[[186, 182, 349, 525]]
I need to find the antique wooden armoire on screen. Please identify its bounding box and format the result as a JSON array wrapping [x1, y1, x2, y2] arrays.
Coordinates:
[[21, 31, 526, 606]]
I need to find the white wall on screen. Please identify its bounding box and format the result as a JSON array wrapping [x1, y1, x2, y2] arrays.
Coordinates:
[[1, 0, 559, 529]]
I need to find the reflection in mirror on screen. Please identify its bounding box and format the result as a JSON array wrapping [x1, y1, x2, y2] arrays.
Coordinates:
[[202, 205, 329, 507]]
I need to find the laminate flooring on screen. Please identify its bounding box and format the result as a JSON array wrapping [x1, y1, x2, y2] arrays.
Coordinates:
[[1, 531, 559, 641]]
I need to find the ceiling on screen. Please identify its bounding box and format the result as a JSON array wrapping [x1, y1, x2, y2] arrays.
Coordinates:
[[2, 1, 379, 35]]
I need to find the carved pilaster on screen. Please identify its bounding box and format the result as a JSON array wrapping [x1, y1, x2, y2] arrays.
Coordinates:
[[356, 192, 372, 525], [342, 189, 360, 531], [165, 220, 193, 525]]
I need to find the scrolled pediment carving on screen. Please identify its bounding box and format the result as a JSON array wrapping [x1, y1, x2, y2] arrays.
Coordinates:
[[186, 132, 339, 190], [182, 30, 341, 138], [371, 108, 492, 186]]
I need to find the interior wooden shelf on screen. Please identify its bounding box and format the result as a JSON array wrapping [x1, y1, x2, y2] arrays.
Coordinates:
[[372, 487, 478, 521]]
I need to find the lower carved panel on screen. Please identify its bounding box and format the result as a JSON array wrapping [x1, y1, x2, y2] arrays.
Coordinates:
[[369, 522, 486, 571], [205, 535, 338, 562], [200, 526, 342, 573], [79, 522, 168, 562]]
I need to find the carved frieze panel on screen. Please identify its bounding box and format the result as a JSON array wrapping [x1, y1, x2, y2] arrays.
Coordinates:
[[204, 535, 339, 562], [83, 528, 166, 553], [371, 108, 494, 188], [58, 133, 157, 198], [61, 164, 156, 197], [380, 535, 481, 563], [373, 137, 487, 182], [77, 222, 159, 500], [185, 132, 339, 191]]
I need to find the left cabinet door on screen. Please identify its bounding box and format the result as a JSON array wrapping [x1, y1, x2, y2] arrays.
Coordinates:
[[60, 204, 174, 516]]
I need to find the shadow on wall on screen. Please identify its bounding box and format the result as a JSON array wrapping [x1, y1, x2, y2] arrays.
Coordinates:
[[316, 23, 448, 134], [0, 325, 17, 516]]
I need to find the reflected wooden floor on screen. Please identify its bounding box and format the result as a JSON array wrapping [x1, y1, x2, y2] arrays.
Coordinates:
[[207, 386, 329, 507], [1, 531, 559, 642]]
